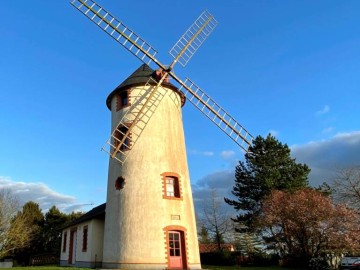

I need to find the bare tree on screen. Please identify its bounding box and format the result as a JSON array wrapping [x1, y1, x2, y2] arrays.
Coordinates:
[[331, 166, 360, 211], [202, 190, 232, 251], [0, 189, 33, 258]]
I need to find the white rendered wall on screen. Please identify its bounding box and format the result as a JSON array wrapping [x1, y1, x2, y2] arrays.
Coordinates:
[[60, 219, 104, 268], [102, 85, 201, 269], [60, 228, 70, 264]]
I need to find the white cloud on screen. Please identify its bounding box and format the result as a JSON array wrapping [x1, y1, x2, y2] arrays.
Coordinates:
[[0, 177, 84, 213], [192, 131, 360, 217], [291, 131, 360, 186], [220, 150, 235, 159], [316, 105, 330, 115], [203, 151, 214, 156], [192, 169, 236, 216]]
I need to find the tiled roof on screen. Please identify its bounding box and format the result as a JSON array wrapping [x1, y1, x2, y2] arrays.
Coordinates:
[[64, 203, 106, 228]]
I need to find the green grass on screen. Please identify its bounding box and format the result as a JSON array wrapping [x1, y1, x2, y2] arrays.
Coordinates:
[[4, 266, 308, 270], [7, 267, 91, 270], [203, 266, 306, 270]]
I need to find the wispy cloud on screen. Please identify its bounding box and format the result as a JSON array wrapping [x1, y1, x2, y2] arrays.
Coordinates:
[[0, 177, 87, 213], [220, 150, 235, 159], [322, 126, 335, 134], [188, 149, 214, 156], [316, 105, 330, 116]]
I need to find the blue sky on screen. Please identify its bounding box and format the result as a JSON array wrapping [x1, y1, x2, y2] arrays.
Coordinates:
[[1, 1, 360, 214]]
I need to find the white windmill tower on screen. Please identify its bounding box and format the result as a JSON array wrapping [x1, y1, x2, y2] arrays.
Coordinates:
[[71, 1, 253, 269]]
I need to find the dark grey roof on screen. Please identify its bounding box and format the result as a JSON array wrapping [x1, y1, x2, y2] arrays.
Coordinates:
[[106, 64, 184, 109], [65, 203, 106, 228]]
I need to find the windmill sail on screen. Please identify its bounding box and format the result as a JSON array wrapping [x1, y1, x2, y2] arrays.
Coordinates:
[[173, 75, 253, 152], [169, 10, 218, 67], [71, 0, 158, 66], [71, 0, 253, 164]]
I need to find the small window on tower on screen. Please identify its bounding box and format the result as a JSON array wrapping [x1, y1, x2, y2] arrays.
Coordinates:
[[165, 176, 180, 198], [114, 125, 131, 152], [116, 91, 129, 111], [115, 176, 126, 190]]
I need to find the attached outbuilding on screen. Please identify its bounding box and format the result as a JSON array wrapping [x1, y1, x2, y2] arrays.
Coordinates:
[[60, 203, 105, 268]]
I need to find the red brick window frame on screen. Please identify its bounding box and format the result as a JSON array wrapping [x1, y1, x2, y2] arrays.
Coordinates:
[[82, 225, 88, 252], [62, 231, 67, 252], [113, 123, 132, 152], [116, 90, 131, 111], [161, 172, 182, 200]]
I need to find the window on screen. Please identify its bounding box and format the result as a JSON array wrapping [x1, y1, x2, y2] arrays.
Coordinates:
[[166, 177, 180, 197], [161, 173, 182, 200], [82, 225, 88, 252], [62, 231, 67, 252], [116, 91, 129, 111], [115, 176, 126, 190], [114, 125, 131, 152]]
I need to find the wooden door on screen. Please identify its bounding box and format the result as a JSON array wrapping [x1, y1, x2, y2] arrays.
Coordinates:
[[68, 229, 77, 264], [168, 231, 186, 269]]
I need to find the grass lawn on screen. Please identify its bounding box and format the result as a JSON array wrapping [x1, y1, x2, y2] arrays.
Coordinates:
[[7, 267, 91, 270], [204, 266, 289, 270]]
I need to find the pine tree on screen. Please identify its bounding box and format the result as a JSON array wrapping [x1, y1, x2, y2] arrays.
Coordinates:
[[198, 224, 211, 244], [43, 206, 68, 253], [224, 134, 310, 231]]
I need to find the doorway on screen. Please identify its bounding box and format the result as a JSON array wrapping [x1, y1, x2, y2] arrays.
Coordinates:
[[168, 231, 187, 269], [68, 228, 77, 265]]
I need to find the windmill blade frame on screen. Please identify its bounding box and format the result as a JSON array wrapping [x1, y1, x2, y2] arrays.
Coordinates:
[[171, 73, 254, 152], [169, 10, 218, 68], [70, 0, 160, 66], [71, 0, 254, 163]]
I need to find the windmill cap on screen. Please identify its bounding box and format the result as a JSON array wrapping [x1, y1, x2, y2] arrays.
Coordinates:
[[106, 64, 185, 110]]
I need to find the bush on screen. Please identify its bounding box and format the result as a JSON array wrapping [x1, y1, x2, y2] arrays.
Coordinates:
[[309, 257, 330, 270], [200, 251, 236, 266], [200, 251, 278, 267]]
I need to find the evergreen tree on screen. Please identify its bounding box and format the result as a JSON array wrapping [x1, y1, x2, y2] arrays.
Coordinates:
[[224, 134, 310, 231], [234, 231, 263, 256], [198, 224, 211, 244], [316, 182, 333, 196], [42, 206, 68, 253]]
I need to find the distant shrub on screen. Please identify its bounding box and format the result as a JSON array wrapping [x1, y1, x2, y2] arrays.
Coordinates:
[[309, 257, 330, 270]]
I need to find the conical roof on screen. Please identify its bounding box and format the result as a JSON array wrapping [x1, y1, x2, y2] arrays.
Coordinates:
[[106, 64, 183, 109]]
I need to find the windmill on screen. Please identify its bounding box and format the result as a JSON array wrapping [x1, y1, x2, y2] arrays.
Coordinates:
[[70, 0, 253, 269]]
